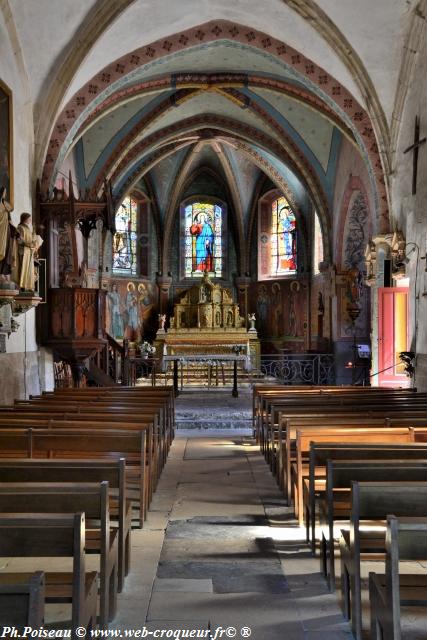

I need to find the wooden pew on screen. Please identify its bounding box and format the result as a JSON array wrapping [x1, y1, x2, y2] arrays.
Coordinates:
[[0, 572, 44, 628], [0, 481, 118, 626], [293, 427, 415, 523], [319, 460, 427, 590], [0, 513, 98, 638], [279, 417, 427, 506], [258, 389, 426, 452], [0, 415, 157, 513], [281, 417, 390, 500], [339, 481, 427, 640], [307, 442, 427, 550], [43, 387, 175, 444], [0, 458, 130, 592], [6, 403, 168, 478], [276, 414, 386, 489], [252, 385, 385, 440], [369, 516, 427, 640], [263, 399, 427, 466], [0, 429, 147, 528], [0, 414, 155, 477]]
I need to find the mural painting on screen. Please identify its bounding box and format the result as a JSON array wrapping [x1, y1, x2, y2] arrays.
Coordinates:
[[337, 282, 369, 340], [250, 279, 308, 351], [0, 82, 12, 208], [337, 188, 371, 341], [343, 192, 369, 270], [106, 279, 156, 342]]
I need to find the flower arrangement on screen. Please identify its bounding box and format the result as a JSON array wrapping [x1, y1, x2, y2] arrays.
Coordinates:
[[139, 341, 156, 356]]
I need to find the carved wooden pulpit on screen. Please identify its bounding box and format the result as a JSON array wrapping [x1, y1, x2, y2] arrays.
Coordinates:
[[44, 287, 106, 386]]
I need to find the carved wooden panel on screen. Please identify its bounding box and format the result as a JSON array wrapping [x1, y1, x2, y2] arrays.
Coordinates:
[[50, 289, 72, 338], [49, 288, 104, 339]]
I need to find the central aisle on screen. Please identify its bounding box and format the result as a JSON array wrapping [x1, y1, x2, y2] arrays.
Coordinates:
[[111, 427, 352, 639]]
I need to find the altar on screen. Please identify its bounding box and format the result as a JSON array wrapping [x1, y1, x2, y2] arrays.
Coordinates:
[[154, 274, 260, 390]]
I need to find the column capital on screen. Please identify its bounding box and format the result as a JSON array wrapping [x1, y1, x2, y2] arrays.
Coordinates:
[[156, 274, 173, 293], [234, 275, 252, 291]]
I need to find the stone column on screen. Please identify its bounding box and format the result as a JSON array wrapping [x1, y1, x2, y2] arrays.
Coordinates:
[[156, 274, 173, 314], [234, 276, 251, 328]]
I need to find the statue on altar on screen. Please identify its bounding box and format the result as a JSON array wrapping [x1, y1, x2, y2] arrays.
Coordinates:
[[248, 313, 256, 331], [158, 313, 167, 331]]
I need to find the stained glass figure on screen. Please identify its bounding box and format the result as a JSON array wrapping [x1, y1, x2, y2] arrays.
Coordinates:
[[185, 202, 222, 277], [113, 196, 137, 275], [271, 196, 297, 274]]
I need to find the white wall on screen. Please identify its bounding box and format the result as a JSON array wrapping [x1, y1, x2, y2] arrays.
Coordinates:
[[391, 28, 427, 390], [0, 8, 53, 399]]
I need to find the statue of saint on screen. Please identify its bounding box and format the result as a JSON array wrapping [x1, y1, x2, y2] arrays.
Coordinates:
[[248, 313, 256, 331], [158, 313, 167, 331], [0, 186, 18, 281], [15, 213, 43, 291]]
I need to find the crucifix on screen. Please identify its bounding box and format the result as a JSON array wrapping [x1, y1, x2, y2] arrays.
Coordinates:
[[404, 116, 426, 195]]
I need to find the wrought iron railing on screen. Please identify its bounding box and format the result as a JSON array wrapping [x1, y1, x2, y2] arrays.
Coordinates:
[[260, 353, 335, 385]]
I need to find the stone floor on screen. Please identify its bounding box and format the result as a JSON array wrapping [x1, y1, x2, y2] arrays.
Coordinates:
[[109, 428, 354, 639]]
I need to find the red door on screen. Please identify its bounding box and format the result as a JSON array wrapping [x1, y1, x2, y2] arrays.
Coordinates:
[[378, 287, 409, 386]]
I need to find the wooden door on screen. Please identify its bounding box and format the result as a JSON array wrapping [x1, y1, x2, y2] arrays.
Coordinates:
[[378, 287, 409, 386]]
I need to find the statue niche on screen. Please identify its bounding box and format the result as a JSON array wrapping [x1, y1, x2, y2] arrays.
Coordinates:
[[172, 273, 242, 330]]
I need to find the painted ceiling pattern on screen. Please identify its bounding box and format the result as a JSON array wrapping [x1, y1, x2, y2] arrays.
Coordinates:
[[4, 0, 421, 273], [25, 8, 404, 275]]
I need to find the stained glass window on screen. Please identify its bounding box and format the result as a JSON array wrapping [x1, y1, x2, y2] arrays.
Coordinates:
[[271, 196, 297, 275], [184, 202, 222, 278], [313, 210, 324, 275], [113, 196, 138, 275]]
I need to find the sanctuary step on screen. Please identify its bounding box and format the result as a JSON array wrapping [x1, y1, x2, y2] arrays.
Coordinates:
[[174, 389, 253, 430]]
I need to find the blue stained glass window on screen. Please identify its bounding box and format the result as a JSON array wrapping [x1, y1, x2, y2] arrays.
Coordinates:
[[184, 202, 222, 277], [113, 196, 137, 275], [271, 196, 297, 275]]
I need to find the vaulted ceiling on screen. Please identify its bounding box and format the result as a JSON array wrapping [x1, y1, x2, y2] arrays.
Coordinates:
[[5, 0, 421, 241]]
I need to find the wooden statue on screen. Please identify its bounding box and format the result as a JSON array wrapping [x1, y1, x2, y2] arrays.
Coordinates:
[[15, 213, 43, 291], [0, 186, 18, 281]]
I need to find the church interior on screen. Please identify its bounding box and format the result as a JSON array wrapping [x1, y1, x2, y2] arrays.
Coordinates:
[[2, 1, 427, 637]]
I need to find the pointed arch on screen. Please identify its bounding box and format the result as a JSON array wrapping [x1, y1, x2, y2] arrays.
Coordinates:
[[40, 21, 388, 229], [163, 162, 236, 277]]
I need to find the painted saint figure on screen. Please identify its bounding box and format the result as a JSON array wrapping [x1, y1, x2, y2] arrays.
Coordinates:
[[278, 204, 296, 271], [190, 212, 214, 272], [138, 282, 153, 338], [107, 283, 124, 339], [126, 281, 139, 340]]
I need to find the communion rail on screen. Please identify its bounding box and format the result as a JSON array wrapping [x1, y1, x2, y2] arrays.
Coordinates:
[[260, 352, 335, 385]]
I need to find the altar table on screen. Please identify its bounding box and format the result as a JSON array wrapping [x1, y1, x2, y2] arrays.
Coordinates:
[[162, 354, 250, 397]]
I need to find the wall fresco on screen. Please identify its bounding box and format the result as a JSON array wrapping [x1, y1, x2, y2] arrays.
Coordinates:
[[249, 278, 308, 352], [106, 278, 157, 342]]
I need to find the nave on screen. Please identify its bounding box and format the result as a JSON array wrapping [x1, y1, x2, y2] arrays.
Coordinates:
[[2, 384, 427, 639], [109, 425, 352, 639]]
